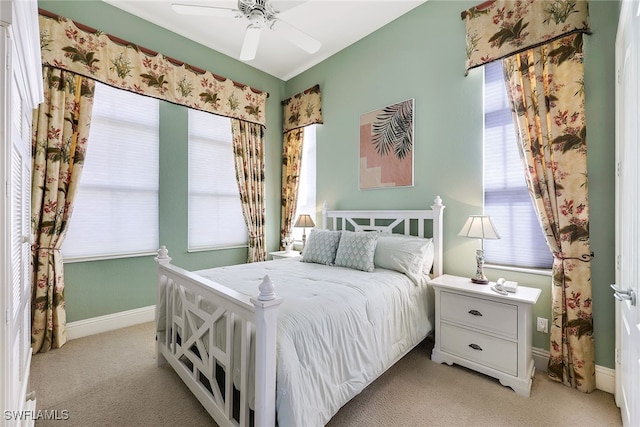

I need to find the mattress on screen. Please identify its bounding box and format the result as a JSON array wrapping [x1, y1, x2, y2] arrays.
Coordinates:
[[195, 257, 434, 426]]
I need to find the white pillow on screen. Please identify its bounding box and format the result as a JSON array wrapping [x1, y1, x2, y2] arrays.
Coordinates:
[[301, 229, 342, 265], [421, 238, 435, 275], [334, 230, 378, 272], [374, 234, 434, 283]]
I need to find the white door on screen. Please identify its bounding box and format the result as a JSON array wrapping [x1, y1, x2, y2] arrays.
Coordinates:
[[0, 0, 42, 424], [614, 1, 640, 426], [1, 25, 33, 422]]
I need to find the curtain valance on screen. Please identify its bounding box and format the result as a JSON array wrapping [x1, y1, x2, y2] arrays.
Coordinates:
[[38, 10, 268, 126], [461, 0, 590, 73], [282, 84, 322, 133]]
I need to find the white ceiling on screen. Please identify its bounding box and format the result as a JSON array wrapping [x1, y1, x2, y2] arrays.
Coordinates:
[[102, 0, 428, 81]]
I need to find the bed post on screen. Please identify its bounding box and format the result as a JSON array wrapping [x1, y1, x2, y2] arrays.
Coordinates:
[[321, 200, 328, 229], [431, 196, 445, 278], [155, 246, 172, 368], [250, 275, 283, 427]]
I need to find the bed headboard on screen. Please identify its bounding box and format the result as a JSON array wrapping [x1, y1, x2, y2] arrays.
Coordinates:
[[321, 196, 445, 277]]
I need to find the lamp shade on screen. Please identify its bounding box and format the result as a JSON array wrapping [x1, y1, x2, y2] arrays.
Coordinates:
[[458, 215, 500, 240], [294, 214, 315, 228]]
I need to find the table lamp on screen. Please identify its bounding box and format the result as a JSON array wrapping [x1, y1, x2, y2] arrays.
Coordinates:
[[294, 214, 315, 249], [458, 215, 500, 284]]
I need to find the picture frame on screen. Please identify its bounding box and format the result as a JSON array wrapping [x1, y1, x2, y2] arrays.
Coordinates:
[[359, 98, 414, 190]]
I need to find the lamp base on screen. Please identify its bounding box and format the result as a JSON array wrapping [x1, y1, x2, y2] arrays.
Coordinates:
[[472, 249, 488, 284]]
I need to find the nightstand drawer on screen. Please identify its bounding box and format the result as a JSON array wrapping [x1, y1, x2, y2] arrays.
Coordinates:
[[441, 291, 517, 339], [440, 323, 518, 376]]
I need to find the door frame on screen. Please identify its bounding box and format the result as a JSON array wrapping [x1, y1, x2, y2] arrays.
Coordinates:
[[614, 1, 640, 426]]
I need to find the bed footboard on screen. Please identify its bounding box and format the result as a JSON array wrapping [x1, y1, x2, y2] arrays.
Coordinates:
[[155, 246, 282, 427]]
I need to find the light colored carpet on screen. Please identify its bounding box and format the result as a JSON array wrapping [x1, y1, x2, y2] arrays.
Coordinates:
[[29, 322, 622, 427]]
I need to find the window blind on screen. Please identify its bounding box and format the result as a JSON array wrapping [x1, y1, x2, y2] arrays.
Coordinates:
[[292, 125, 317, 241], [188, 109, 248, 250], [63, 82, 159, 259], [483, 61, 552, 269]]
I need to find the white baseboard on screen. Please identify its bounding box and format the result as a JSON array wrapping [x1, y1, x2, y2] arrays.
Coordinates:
[[65, 313, 618, 395], [531, 346, 615, 394], [595, 365, 616, 394], [66, 305, 155, 341], [532, 347, 550, 372]]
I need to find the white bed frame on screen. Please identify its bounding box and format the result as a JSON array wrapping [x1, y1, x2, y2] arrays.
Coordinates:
[[155, 196, 444, 427]]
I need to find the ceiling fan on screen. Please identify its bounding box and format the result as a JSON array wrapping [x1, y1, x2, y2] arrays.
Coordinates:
[[171, 0, 322, 61]]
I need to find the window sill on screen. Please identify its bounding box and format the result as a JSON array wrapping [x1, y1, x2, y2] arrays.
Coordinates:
[[63, 250, 157, 264], [484, 264, 552, 277], [187, 244, 248, 253]]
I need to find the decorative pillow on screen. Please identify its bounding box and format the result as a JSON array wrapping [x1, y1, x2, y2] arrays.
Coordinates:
[[334, 231, 378, 272], [301, 229, 342, 265], [374, 234, 434, 283]]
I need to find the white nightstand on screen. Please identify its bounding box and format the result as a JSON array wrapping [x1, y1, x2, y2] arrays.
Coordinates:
[[430, 274, 541, 397], [268, 250, 301, 260]]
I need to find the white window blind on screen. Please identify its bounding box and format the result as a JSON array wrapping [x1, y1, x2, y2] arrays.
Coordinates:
[[63, 82, 159, 260], [483, 61, 552, 269], [292, 125, 317, 241], [188, 109, 248, 250]]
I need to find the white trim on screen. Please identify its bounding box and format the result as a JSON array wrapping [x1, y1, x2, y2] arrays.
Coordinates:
[[485, 264, 553, 277], [530, 347, 616, 394], [64, 308, 619, 396], [63, 250, 157, 264], [66, 305, 155, 341], [187, 244, 248, 253], [595, 365, 616, 395], [532, 347, 550, 372]]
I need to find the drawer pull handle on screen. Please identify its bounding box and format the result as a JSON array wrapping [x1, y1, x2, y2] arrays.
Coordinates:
[[469, 343, 483, 351], [468, 309, 483, 316]]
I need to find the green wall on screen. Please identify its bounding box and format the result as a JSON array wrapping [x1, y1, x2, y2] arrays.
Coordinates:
[[42, 0, 620, 369], [286, 0, 619, 369], [39, 0, 286, 321]]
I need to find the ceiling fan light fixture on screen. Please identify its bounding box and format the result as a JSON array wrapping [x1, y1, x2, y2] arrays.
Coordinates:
[[172, 0, 321, 60], [247, 9, 266, 26]]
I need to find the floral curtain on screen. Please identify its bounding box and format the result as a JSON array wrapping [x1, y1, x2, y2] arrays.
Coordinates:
[[462, 0, 594, 391], [282, 84, 323, 133], [280, 85, 323, 247], [461, 0, 590, 73], [502, 34, 594, 392], [231, 119, 267, 263], [280, 128, 304, 250], [38, 10, 268, 125], [31, 67, 96, 353], [32, 10, 271, 348]]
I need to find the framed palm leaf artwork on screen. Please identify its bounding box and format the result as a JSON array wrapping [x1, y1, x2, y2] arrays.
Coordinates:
[[359, 98, 414, 190]]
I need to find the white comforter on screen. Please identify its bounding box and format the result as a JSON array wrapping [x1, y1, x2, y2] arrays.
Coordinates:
[[196, 258, 433, 427]]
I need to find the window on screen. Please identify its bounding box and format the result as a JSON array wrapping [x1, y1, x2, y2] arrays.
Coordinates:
[[188, 109, 248, 250], [63, 82, 159, 260], [483, 61, 552, 269], [291, 125, 317, 242]]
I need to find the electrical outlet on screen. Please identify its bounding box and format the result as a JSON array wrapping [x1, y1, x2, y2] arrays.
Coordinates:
[[536, 317, 548, 333]]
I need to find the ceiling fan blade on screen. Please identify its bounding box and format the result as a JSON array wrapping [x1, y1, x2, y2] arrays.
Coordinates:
[[270, 18, 321, 54], [240, 25, 262, 61], [171, 3, 239, 18]]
